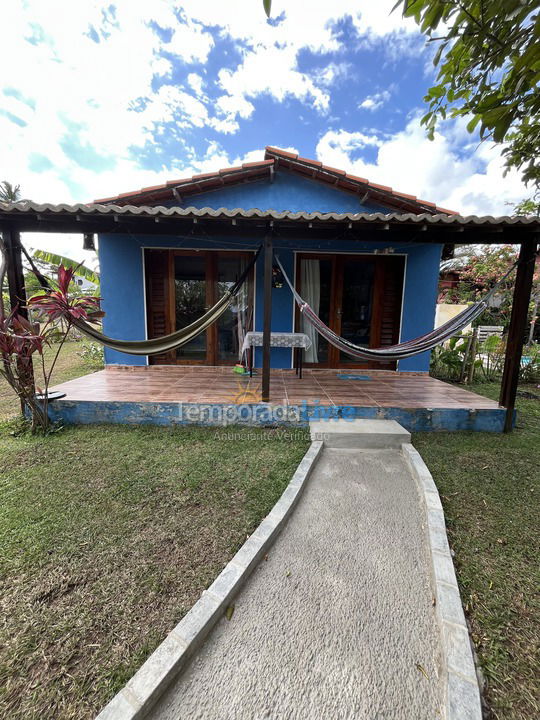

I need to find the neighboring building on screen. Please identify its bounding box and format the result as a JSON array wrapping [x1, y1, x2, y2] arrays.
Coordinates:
[[73, 275, 97, 292], [95, 146, 456, 373]]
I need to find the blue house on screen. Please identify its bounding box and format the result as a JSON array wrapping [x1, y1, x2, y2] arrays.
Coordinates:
[[2, 158, 534, 432], [95, 146, 456, 374]]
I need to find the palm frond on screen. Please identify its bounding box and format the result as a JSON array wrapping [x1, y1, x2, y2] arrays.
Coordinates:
[[32, 250, 100, 286], [0, 181, 21, 202]]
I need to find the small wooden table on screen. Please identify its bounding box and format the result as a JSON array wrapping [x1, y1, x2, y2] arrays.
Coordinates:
[[241, 332, 313, 379]]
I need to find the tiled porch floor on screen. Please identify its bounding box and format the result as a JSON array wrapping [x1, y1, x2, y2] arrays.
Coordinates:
[[51, 366, 500, 410]]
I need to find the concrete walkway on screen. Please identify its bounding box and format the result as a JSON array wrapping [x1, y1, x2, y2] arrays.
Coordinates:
[[152, 448, 442, 719]]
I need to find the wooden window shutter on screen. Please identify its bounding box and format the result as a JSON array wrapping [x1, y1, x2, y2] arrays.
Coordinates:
[[370, 256, 405, 370], [144, 249, 174, 365], [379, 256, 405, 347]]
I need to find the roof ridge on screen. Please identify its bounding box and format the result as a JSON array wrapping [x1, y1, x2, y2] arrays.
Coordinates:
[[93, 147, 458, 215], [264, 146, 458, 215]]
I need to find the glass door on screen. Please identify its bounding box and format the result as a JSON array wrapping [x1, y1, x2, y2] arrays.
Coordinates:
[[215, 253, 253, 365], [337, 258, 375, 364], [174, 254, 209, 363], [170, 250, 254, 365], [297, 254, 387, 368]]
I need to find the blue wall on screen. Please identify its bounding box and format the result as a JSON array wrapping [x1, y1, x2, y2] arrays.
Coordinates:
[[175, 169, 389, 214], [98, 170, 442, 371], [99, 233, 442, 372], [99, 235, 147, 366]]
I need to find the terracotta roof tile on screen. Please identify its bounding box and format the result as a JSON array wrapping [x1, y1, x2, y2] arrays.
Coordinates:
[[392, 191, 418, 201], [242, 159, 274, 168], [368, 181, 393, 192], [93, 195, 118, 204], [322, 164, 346, 176], [297, 156, 322, 167], [218, 165, 243, 175], [166, 178, 191, 187], [92, 145, 457, 214], [117, 189, 144, 199], [345, 173, 369, 184], [191, 172, 216, 181], [267, 147, 298, 160], [140, 183, 168, 193]]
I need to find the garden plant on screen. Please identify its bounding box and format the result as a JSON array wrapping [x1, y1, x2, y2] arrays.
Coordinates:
[[0, 265, 102, 432]]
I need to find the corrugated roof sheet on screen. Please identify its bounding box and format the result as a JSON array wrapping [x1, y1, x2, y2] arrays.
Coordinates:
[[1, 200, 539, 226]]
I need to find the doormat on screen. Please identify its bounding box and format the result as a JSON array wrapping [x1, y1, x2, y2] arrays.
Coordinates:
[[336, 374, 372, 381]]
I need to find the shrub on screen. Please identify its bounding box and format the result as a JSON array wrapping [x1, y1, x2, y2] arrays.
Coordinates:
[[78, 341, 104, 369], [520, 344, 540, 384]]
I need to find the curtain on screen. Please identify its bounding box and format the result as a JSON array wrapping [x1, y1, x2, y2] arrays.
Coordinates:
[[301, 259, 320, 363], [234, 256, 250, 361]]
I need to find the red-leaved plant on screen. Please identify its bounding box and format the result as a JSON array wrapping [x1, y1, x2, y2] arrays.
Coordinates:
[[0, 265, 102, 432]]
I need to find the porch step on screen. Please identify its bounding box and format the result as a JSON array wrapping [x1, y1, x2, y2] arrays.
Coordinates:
[[309, 419, 411, 449]]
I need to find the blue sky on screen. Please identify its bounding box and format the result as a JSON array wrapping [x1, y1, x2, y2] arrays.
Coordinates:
[[0, 1, 529, 259]]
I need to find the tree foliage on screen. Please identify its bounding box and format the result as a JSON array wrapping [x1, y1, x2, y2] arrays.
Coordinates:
[[32, 250, 100, 287], [394, 1, 540, 188], [441, 244, 540, 333], [514, 197, 540, 216], [0, 181, 21, 202]]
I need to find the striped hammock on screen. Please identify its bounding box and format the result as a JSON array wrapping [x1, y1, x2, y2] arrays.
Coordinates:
[[274, 255, 516, 362], [73, 247, 260, 356]]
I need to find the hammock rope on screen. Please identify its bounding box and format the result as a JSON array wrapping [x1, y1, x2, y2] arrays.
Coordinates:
[[274, 254, 517, 361], [72, 246, 260, 356]]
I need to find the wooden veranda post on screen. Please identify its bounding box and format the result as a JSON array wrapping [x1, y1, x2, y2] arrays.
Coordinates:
[[261, 233, 273, 402], [1, 226, 34, 411], [499, 238, 538, 433]]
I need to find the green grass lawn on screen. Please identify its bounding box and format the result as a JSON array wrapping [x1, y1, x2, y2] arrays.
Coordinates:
[[1, 344, 538, 718], [0, 422, 310, 719], [414, 382, 540, 720]]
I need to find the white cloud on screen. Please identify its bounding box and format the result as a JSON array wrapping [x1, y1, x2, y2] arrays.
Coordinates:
[[182, 0, 421, 126], [187, 73, 205, 97], [0, 0, 424, 212], [218, 45, 330, 115], [316, 119, 529, 215], [359, 90, 391, 111], [316, 130, 383, 163], [314, 62, 352, 89], [163, 15, 214, 63]]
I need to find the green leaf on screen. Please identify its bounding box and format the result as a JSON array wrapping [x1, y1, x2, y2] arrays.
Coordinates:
[[32, 250, 100, 286], [428, 85, 445, 98], [466, 115, 481, 133], [433, 43, 444, 66], [263, 0, 271, 18]]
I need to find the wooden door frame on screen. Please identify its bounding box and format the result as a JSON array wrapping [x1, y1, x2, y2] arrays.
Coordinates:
[[211, 250, 255, 366], [294, 252, 403, 369], [162, 249, 254, 365], [295, 252, 336, 368]]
